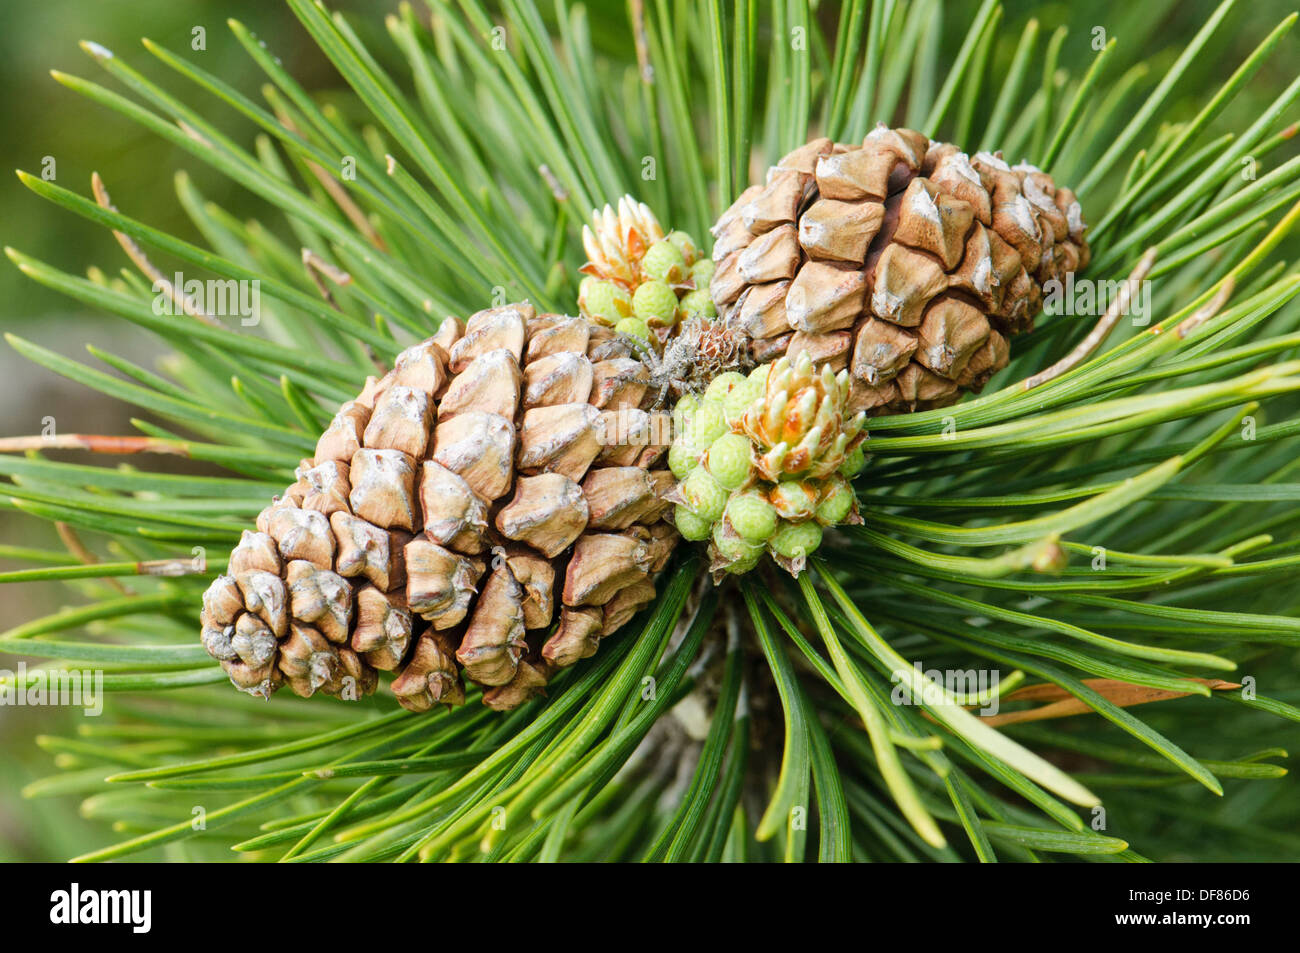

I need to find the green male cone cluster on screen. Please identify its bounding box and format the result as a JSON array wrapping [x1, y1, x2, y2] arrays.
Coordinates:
[[577, 196, 717, 340], [668, 351, 866, 578]]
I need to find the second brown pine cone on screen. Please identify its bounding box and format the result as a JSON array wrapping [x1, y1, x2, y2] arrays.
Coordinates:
[[711, 125, 1090, 415]]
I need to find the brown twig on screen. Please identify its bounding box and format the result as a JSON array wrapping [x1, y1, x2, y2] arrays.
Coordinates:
[[538, 164, 569, 203], [1021, 246, 1159, 390], [56, 522, 129, 595], [0, 434, 190, 456], [91, 173, 224, 329], [301, 248, 387, 374], [630, 0, 654, 85], [275, 108, 388, 252], [1175, 277, 1235, 339], [301, 248, 353, 309], [137, 557, 208, 577], [978, 677, 1241, 727]]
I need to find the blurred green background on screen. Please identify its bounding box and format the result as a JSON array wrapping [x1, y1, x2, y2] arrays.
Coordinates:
[[1, 0, 1296, 860]]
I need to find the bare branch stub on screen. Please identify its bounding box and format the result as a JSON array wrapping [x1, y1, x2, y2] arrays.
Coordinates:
[[1021, 246, 1159, 391], [0, 434, 190, 456], [92, 172, 224, 329], [1176, 278, 1235, 340]]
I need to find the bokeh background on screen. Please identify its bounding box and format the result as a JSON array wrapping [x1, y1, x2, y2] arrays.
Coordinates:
[[1, 0, 1296, 859]]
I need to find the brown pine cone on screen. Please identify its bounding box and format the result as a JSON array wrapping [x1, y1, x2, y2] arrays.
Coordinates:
[[199, 303, 677, 711], [711, 125, 1090, 415]]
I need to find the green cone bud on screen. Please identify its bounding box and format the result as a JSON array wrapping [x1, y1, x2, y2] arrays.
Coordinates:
[[712, 522, 764, 574], [668, 439, 701, 480], [689, 399, 727, 447], [615, 316, 651, 340], [839, 445, 867, 477], [706, 432, 754, 490], [726, 553, 762, 574], [641, 239, 688, 283], [689, 258, 715, 287], [816, 477, 856, 525], [769, 480, 818, 521], [584, 279, 632, 325], [673, 505, 712, 541], [665, 351, 869, 581], [678, 288, 716, 321], [722, 377, 761, 424], [726, 491, 778, 543], [632, 279, 679, 327], [705, 371, 746, 403], [679, 466, 727, 523], [672, 392, 700, 435], [769, 520, 823, 561], [666, 230, 700, 266]]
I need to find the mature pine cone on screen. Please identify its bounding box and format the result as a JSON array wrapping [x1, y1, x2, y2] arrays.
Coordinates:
[[199, 303, 677, 712], [711, 125, 1090, 415]]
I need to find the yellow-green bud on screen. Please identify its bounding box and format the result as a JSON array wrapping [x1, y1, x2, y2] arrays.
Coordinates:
[[705, 432, 753, 490], [689, 258, 715, 287], [726, 491, 778, 543], [679, 466, 727, 523], [615, 316, 652, 340], [769, 480, 818, 521], [769, 520, 822, 561], [712, 521, 764, 572], [678, 289, 716, 321], [632, 279, 679, 327], [839, 445, 867, 477], [666, 230, 700, 266], [722, 377, 761, 424], [673, 505, 712, 541], [816, 477, 856, 525], [642, 239, 688, 283], [690, 399, 727, 447], [668, 439, 701, 480], [584, 279, 632, 325], [705, 371, 747, 403], [672, 393, 700, 435]]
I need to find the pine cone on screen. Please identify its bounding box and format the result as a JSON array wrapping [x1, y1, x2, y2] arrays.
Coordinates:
[[711, 126, 1090, 415], [199, 303, 677, 711]]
